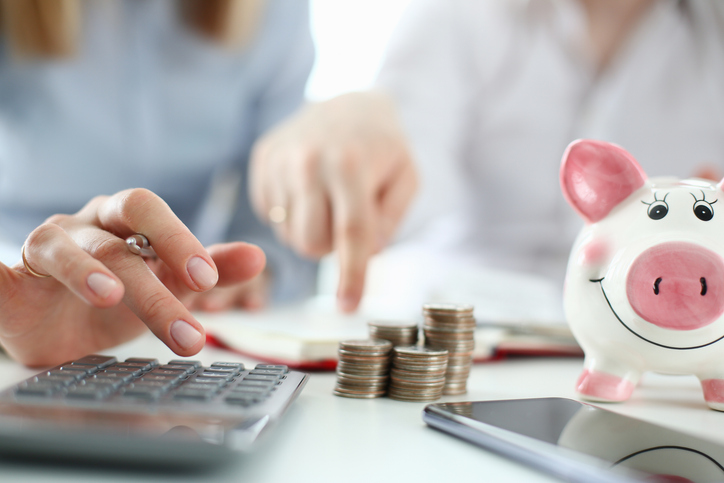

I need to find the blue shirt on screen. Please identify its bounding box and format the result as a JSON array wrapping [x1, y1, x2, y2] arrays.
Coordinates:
[[0, 0, 317, 301]]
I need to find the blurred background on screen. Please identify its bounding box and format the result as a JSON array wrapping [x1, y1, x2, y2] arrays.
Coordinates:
[[306, 0, 411, 101]]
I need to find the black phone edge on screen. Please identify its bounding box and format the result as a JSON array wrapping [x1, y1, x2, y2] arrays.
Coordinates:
[[422, 398, 643, 483]]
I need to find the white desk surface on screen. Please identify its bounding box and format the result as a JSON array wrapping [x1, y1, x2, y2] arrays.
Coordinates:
[[0, 333, 721, 483]]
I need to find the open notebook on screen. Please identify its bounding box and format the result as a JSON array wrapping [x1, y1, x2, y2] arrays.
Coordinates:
[[201, 249, 581, 370]]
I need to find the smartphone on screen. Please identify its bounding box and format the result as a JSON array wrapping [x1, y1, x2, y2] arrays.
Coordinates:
[[423, 397, 724, 483]]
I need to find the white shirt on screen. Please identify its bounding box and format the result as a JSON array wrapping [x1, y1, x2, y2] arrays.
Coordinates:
[[377, 0, 724, 284]]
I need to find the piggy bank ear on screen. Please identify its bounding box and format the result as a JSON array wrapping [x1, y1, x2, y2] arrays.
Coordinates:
[[560, 139, 647, 223]]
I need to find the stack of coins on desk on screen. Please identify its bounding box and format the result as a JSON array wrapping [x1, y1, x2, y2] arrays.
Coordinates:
[[388, 346, 449, 402], [422, 303, 476, 395], [333, 340, 393, 399], [367, 320, 419, 347]]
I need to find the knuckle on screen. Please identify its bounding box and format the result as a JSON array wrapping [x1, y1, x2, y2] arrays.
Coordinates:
[[88, 236, 128, 263], [335, 153, 363, 178], [140, 290, 171, 325], [297, 151, 320, 190], [82, 194, 110, 212], [117, 188, 159, 222], [43, 213, 69, 226], [337, 220, 368, 241], [26, 222, 63, 248], [297, 235, 331, 258], [154, 230, 188, 254]]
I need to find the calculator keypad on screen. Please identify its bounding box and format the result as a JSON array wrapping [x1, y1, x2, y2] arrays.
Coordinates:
[[13, 356, 295, 410]]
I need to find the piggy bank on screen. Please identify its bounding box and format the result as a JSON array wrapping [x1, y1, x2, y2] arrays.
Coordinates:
[[561, 139, 724, 411]]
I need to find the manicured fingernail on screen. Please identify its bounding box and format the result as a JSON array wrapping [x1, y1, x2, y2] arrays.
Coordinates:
[[187, 257, 218, 290], [87, 272, 118, 299], [170, 320, 203, 349]]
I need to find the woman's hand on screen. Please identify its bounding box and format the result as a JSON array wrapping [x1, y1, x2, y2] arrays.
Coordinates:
[[249, 91, 417, 312], [0, 188, 266, 367]]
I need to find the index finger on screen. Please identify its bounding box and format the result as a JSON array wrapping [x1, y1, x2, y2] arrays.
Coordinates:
[[95, 189, 219, 292], [328, 156, 376, 312]]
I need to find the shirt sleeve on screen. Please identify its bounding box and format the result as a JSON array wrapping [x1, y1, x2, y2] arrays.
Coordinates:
[[252, 0, 315, 138], [375, 0, 479, 243], [228, 0, 319, 303]]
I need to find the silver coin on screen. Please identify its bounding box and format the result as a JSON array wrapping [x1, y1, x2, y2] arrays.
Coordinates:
[[442, 386, 468, 396], [389, 394, 444, 402], [391, 367, 447, 377], [337, 350, 392, 361], [423, 326, 475, 336], [333, 389, 385, 399], [339, 339, 393, 352], [422, 317, 477, 329], [422, 302, 474, 314], [368, 320, 419, 330], [393, 346, 449, 357], [336, 371, 389, 380], [388, 387, 444, 397]]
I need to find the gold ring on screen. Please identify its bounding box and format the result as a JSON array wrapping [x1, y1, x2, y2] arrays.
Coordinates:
[[21, 244, 51, 278], [268, 206, 287, 224]]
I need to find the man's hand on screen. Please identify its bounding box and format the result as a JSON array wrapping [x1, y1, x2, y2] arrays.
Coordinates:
[[249, 92, 417, 312], [0, 188, 266, 367]]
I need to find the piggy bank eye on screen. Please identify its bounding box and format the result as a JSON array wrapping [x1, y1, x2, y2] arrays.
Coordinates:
[[694, 200, 714, 221], [647, 201, 668, 220]]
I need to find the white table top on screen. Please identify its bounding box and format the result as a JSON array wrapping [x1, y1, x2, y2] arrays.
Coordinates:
[[0, 333, 720, 483]]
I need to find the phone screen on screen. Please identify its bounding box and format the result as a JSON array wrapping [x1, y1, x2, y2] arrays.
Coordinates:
[[424, 398, 724, 483]]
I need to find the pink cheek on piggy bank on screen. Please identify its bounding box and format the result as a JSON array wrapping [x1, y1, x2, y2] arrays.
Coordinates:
[[626, 242, 724, 330], [578, 240, 609, 267]]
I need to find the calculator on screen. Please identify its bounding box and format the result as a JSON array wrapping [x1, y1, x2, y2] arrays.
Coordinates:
[[0, 355, 308, 466]]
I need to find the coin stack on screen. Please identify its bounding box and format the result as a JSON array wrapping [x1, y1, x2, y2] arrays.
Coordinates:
[[422, 303, 476, 395], [368, 320, 419, 347], [333, 339, 393, 399], [388, 346, 449, 402]]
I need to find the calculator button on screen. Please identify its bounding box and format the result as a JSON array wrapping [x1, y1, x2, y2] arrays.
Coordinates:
[[104, 366, 143, 377], [199, 370, 235, 381], [72, 355, 117, 368], [254, 364, 288, 374], [228, 386, 271, 396], [58, 365, 92, 374], [90, 376, 127, 389], [124, 358, 160, 368], [16, 382, 59, 396], [116, 362, 153, 371], [236, 379, 275, 388], [67, 364, 100, 374], [225, 394, 263, 406], [47, 369, 85, 381], [158, 364, 197, 375], [34, 375, 77, 386], [205, 367, 237, 375], [80, 381, 118, 391], [173, 389, 215, 400], [193, 376, 228, 385], [140, 374, 180, 383], [179, 383, 222, 392], [122, 386, 164, 400], [210, 362, 244, 372], [167, 360, 202, 369], [95, 371, 134, 383], [65, 385, 112, 400], [149, 368, 187, 378], [132, 379, 174, 389], [243, 374, 280, 383], [249, 369, 286, 377]]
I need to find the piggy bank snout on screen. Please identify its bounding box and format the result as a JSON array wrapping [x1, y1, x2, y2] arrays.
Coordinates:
[[626, 242, 724, 330]]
